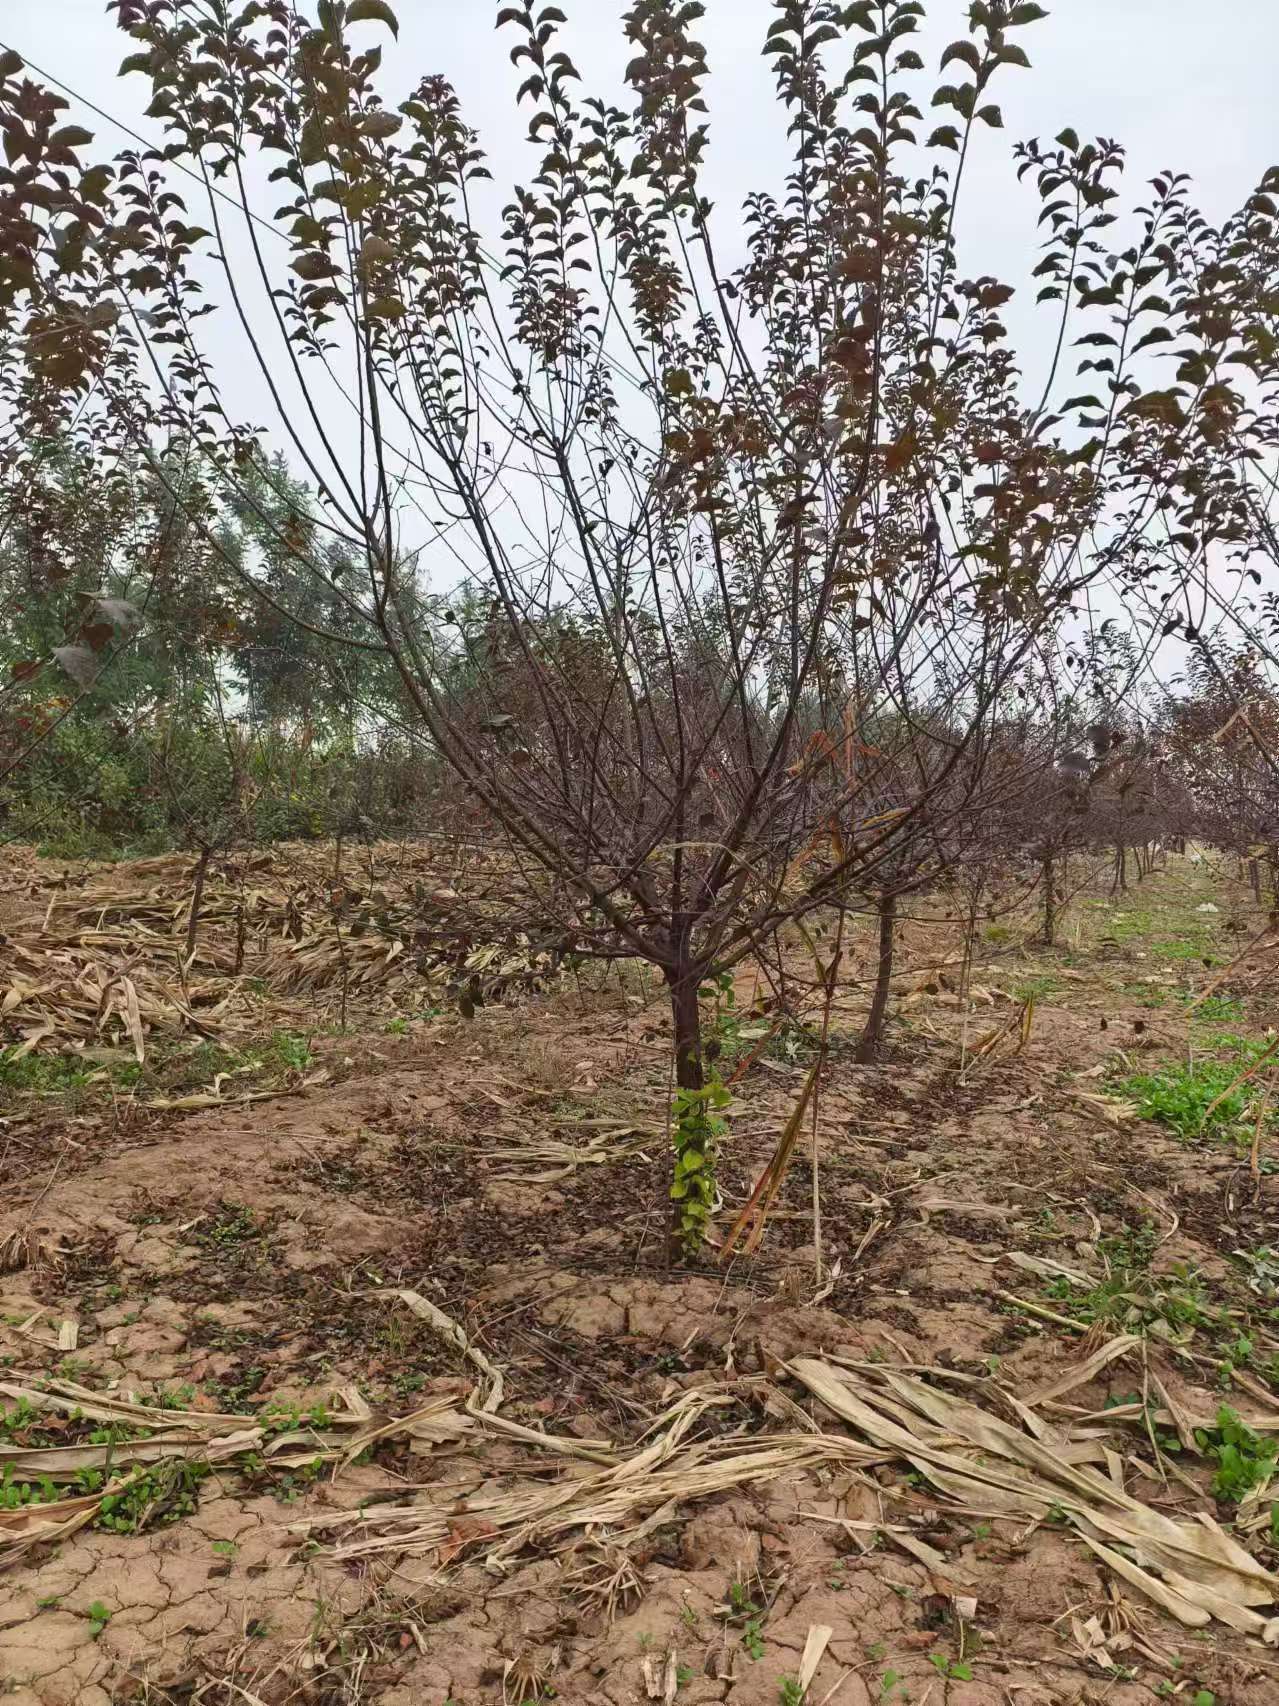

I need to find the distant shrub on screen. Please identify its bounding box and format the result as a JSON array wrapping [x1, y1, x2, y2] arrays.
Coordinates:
[[0, 713, 438, 857]]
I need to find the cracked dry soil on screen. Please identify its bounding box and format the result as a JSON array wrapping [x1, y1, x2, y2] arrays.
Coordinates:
[[3, 849, 1279, 1705]]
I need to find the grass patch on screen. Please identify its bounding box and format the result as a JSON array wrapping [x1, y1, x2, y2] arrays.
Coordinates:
[[1045, 1222, 1210, 1340], [1044, 1226, 1279, 1388], [0, 1049, 141, 1095], [1189, 994, 1245, 1024], [1012, 973, 1059, 1003], [1105, 908, 1157, 941], [0, 1027, 315, 1112], [268, 1030, 313, 1072], [1153, 935, 1220, 966], [1120, 1060, 1247, 1140], [1119, 1039, 1274, 1141]]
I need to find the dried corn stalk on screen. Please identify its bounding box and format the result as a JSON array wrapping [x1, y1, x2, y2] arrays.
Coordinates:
[[790, 1357, 1279, 1644]]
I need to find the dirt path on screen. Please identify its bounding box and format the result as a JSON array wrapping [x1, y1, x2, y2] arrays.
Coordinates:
[[3, 848, 1279, 1705]]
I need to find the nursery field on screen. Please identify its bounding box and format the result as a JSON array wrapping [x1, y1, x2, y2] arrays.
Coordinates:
[[2, 842, 1279, 1706]]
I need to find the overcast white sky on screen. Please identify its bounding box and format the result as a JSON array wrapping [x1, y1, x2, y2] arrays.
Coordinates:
[[9, 2, 1272, 227], [4, 0, 1276, 617], [6, 0, 1274, 412]]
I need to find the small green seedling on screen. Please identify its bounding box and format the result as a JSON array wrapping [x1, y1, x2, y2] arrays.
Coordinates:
[[929, 1654, 973, 1681], [1195, 1406, 1279, 1502], [723, 1577, 767, 1659], [86, 1601, 111, 1638], [779, 1679, 805, 1706]]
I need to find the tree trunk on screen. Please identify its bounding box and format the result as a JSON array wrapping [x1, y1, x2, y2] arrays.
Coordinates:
[[1041, 852, 1056, 947], [668, 972, 704, 1097], [184, 845, 211, 966], [1113, 844, 1127, 893], [1269, 846, 1279, 920], [1249, 858, 1262, 904], [855, 892, 897, 1064], [666, 970, 704, 1260]]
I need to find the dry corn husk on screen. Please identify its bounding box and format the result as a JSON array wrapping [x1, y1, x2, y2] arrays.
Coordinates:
[[3, 840, 563, 1058], [291, 1385, 887, 1570], [0, 1372, 463, 1571], [789, 1358, 1279, 1643]]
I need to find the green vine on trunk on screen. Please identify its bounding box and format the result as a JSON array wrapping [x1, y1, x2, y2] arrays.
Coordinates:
[[671, 1076, 729, 1255], [670, 973, 736, 1255]]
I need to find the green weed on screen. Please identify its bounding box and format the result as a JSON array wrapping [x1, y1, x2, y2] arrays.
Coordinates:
[[1045, 1223, 1209, 1340], [95, 1460, 209, 1533], [270, 1030, 313, 1072], [671, 1076, 729, 1255], [0, 1049, 140, 1096], [240, 1451, 326, 1503], [1, 1463, 61, 1510], [86, 1421, 150, 1447], [724, 1579, 767, 1662], [1106, 909, 1156, 941], [929, 1655, 974, 1681], [171, 1040, 257, 1088], [151, 1384, 196, 1409], [0, 1397, 42, 1440], [1235, 1246, 1279, 1299], [197, 1202, 263, 1250], [1196, 1407, 1278, 1503], [1119, 1045, 1272, 1142]]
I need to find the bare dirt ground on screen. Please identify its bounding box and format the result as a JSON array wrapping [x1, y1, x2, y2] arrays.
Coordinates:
[[3, 842, 1279, 1706]]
